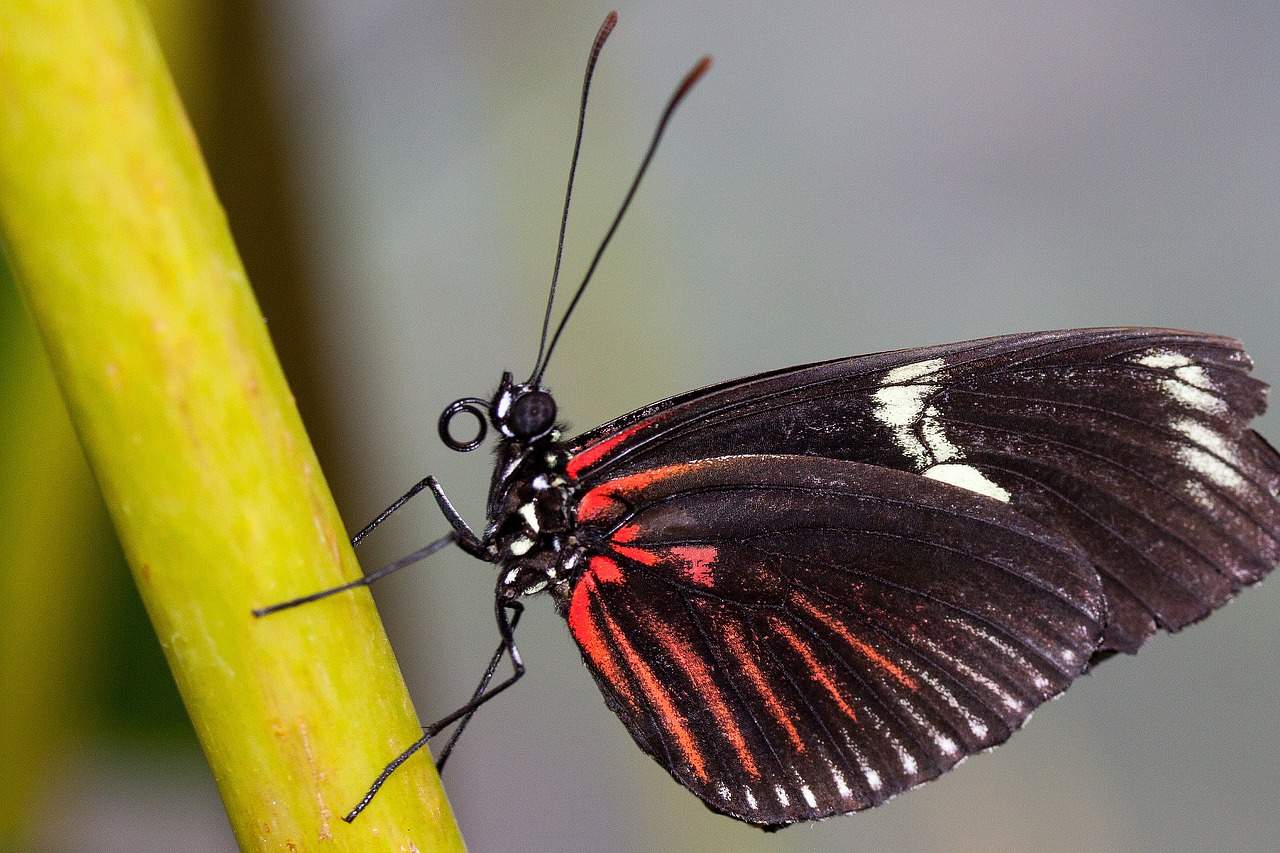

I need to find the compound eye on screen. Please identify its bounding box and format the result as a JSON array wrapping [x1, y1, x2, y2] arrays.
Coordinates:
[[508, 390, 557, 440]]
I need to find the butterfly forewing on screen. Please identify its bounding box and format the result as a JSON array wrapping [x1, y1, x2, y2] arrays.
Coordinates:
[[566, 328, 1280, 655], [558, 455, 1105, 826]]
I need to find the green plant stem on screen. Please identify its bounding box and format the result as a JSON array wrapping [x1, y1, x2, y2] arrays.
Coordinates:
[[0, 1, 465, 849]]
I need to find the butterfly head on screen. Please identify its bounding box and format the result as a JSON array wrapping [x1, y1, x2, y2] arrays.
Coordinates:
[[439, 372, 559, 452]]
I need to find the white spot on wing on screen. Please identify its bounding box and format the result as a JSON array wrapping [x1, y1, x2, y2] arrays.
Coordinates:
[[1134, 348, 1226, 414], [1172, 417, 1238, 463], [831, 766, 852, 798], [1161, 379, 1226, 414], [896, 744, 918, 775], [923, 463, 1012, 502], [865, 767, 882, 791], [1177, 446, 1249, 493], [717, 783, 731, 801], [775, 785, 790, 807], [873, 385, 934, 467], [884, 358, 944, 384], [801, 785, 817, 809], [1170, 416, 1248, 493], [1175, 364, 1213, 390], [921, 405, 961, 462], [1184, 479, 1215, 511], [875, 358, 959, 470], [1135, 350, 1191, 370], [744, 787, 758, 810]]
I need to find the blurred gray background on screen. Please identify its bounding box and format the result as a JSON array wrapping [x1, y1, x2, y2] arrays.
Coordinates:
[[20, 1, 1280, 851]]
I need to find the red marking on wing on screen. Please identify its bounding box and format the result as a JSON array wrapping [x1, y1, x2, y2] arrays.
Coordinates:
[[566, 420, 650, 480], [596, 598, 708, 781], [668, 545, 717, 587], [576, 461, 705, 523], [611, 543, 660, 566], [773, 617, 860, 723], [608, 539, 718, 589], [794, 596, 917, 690], [589, 555, 624, 584], [567, 574, 638, 709], [721, 619, 806, 754], [646, 615, 759, 779], [612, 523, 642, 543]]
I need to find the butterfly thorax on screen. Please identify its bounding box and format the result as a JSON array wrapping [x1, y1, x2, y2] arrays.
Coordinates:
[[454, 374, 586, 602], [485, 433, 585, 601]]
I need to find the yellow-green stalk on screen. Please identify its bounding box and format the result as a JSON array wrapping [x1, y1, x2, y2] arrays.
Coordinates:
[[0, 1, 465, 849]]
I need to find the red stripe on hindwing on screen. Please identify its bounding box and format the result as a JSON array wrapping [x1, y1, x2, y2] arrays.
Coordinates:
[[721, 618, 806, 754], [644, 613, 760, 778], [566, 573, 639, 710], [773, 617, 860, 723], [568, 564, 710, 782], [793, 596, 918, 690], [609, 535, 720, 589], [669, 546, 717, 586], [589, 555, 624, 583]]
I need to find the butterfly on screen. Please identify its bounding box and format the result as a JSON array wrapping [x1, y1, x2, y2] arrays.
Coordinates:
[[256, 12, 1280, 831]]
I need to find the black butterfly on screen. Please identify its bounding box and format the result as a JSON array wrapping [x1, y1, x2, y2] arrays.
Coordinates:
[[257, 13, 1280, 831]]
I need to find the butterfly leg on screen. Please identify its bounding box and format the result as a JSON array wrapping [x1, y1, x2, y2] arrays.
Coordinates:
[[252, 531, 457, 616], [253, 475, 488, 616], [352, 474, 486, 557], [434, 600, 524, 770], [343, 599, 526, 822], [349, 476, 434, 547]]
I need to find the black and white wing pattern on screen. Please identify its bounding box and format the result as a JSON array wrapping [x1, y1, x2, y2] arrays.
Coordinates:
[[565, 328, 1280, 654], [554, 328, 1279, 826]]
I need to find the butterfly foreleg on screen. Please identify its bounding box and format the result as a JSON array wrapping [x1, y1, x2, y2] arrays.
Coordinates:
[[424, 475, 487, 557], [349, 476, 435, 547]]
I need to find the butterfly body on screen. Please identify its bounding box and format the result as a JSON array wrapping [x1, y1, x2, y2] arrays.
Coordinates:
[[464, 327, 1279, 827]]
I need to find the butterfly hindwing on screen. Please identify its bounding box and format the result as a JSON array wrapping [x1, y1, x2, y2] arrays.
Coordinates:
[[558, 454, 1105, 826], [566, 328, 1280, 655]]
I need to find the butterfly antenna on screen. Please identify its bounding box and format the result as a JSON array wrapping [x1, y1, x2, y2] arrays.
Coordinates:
[[532, 54, 713, 386], [529, 11, 618, 382]]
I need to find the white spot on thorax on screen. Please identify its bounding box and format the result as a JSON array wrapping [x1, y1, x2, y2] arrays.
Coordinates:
[[508, 537, 534, 556], [518, 503, 540, 533]]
